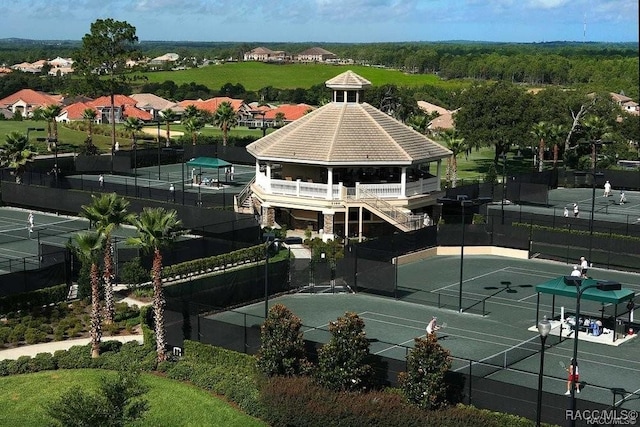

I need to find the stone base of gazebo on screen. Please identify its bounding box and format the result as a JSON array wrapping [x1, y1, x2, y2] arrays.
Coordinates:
[[527, 320, 637, 347]]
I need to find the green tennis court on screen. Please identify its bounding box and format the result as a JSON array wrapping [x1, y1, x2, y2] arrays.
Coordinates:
[[0, 207, 140, 271], [211, 253, 640, 411]]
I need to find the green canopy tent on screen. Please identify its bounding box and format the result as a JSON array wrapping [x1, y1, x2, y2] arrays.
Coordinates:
[[187, 157, 232, 185], [535, 276, 635, 342]]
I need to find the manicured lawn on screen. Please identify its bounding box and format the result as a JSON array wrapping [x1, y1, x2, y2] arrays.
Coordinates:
[[0, 369, 266, 427], [140, 62, 468, 91]]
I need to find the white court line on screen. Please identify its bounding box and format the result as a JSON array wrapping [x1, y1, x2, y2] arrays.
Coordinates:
[[432, 267, 510, 293], [360, 316, 521, 352], [361, 311, 528, 343]]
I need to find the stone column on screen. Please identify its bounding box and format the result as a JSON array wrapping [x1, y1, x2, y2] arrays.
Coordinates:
[[322, 210, 334, 242]]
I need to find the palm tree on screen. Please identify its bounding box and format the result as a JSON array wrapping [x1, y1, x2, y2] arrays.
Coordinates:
[[183, 105, 201, 120], [0, 131, 37, 183], [31, 106, 46, 122], [549, 123, 565, 168], [212, 102, 237, 146], [441, 130, 466, 188], [274, 112, 286, 128], [74, 231, 105, 358], [81, 193, 134, 324], [160, 108, 178, 147], [581, 115, 611, 170], [82, 108, 98, 140], [183, 117, 204, 145], [123, 117, 144, 148], [530, 121, 551, 172], [43, 104, 62, 151], [407, 114, 430, 135], [127, 207, 184, 363]]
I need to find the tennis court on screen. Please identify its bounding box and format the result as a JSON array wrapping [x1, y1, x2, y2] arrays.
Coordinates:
[[210, 253, 640, 411], [501, 187, 640, 225], [0, 206, 139, 272]]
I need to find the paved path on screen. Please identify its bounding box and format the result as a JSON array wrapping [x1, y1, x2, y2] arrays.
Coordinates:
[[0, 335, 144, 361]]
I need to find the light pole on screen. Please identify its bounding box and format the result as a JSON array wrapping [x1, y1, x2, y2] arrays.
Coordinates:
[[501, 151, 507, 225], [536, 316, 551, 427], [26, 127, 45, 142], [175, 148, 185, 205], [459, 199, 473, 313], [50, 138, 58, 187], [438, 196, 491, 313], [133, 135, 138, 197], [586, 140, 610, 265], [157, 121, 162, 179], [567, 278, 621, 427], [263, 232, 278, 319]]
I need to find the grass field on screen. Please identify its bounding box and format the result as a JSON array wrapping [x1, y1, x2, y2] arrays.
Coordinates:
[[0, 369, 266, 427], [140, 62, 469, 91]]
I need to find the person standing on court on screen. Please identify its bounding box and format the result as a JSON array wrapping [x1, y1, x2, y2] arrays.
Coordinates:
[[619, 191, 626, 205], [563, 207, 569, 218], [230, 165, 234, 181], [580, 256, 589, 278], [565, 358, 580, 395], [98, 174, 104, 189], [27, 211, 34, 237], [169, 183, 175, 202], [573, 203, 579, 218], [603, 180, 611, 197], [426, 316, 440, 336], [570, 265, 581, 277]]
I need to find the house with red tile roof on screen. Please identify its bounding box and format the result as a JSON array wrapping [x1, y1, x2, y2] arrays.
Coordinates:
[[179, 96, 252, 122], [57, 102, 97, 122], [87, 94, 140, 124], [264, 104, 314, 124], [0, 89, 62, 118]]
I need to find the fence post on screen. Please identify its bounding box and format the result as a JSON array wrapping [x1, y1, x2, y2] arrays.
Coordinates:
[[468, 359, 473, 405]]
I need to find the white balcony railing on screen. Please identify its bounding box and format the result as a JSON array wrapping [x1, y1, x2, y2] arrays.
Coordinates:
[[255, 173, 438, 201]]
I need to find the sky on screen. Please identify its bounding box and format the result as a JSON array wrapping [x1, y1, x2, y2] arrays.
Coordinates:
[[0, 0, 637, 43]]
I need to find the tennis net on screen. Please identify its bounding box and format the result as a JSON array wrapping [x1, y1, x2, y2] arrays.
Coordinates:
[[0, 218, 90, 244]]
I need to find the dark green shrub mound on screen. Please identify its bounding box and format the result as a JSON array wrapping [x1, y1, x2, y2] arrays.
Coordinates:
[[261, 376, 537, 427]]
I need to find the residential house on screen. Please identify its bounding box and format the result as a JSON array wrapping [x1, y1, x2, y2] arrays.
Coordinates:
[[243, 47, 287, 62], [149, 53, 180, 65], [130, 93, 183, 122], [243, 70, 451, 241], [179, 96, 252, 122], [10, 62, 40, 74], [57, 102, 98, 123], [0, 89, 63, 117], [87, 95, 142, 123], [417, 100, 456, 132], [264, 104, 314, 126], [296, 47, 337, 62]]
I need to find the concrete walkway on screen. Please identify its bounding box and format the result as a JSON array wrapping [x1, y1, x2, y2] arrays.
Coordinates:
[[0, 334, 144, 361]]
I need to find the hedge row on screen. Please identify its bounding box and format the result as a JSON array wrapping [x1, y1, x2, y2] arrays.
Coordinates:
[[161, 245, 264, 281], [512, 222, 640, 242], [163, 340, 266, 419], [0, 284, 68, 314]]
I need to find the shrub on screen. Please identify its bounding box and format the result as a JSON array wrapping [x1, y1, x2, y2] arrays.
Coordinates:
[[54, 345, 93, 369], [24, 327, 46, 345], [315, 312, 373, 392], [257, 303, 310, 377], [120, 257, 150, 288], [46, 370, 149, 427], [398, 336, 451, 410], [31, 352, 57, 372]]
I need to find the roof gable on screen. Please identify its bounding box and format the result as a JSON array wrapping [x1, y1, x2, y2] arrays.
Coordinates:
[[60, 102, 97, 120], [0, 89, 62, 107], [247, 102, 451, 165], [89, 94, 138, 107]]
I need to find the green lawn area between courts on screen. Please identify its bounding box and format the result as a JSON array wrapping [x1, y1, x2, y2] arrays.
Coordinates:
[[139, 62, 468, 92], [0, 369, 266, 427]]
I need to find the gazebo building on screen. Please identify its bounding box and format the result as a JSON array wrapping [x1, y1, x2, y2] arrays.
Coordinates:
[[244, 71, 452, 241]]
